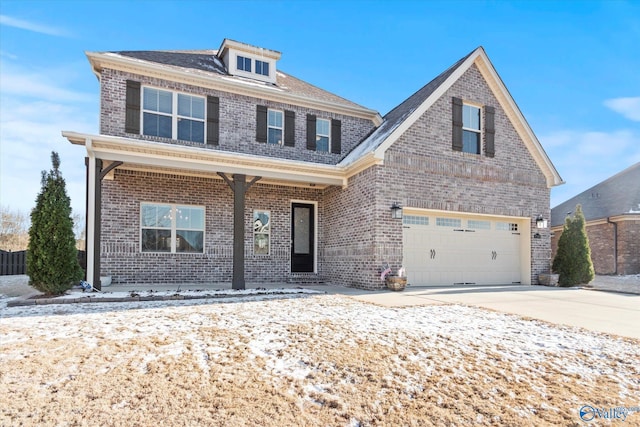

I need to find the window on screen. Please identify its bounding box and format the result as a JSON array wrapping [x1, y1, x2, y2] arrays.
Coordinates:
[[141, 203, 204, 253], [253, 210, 271, 255], [143, 88, 172, 139], [177, 94, 205, 142], [496, 222, 518, 231], [436, 217, 462, 227], [316, 119, 330, 152], [267, 109, 283, 145], [255, 60, 269, 76], [403, 215, 429, 226], [142, 87, 205, 143], [462, 104, 481, 154], [468, 220, 491, 230], [237, 55, 251, 72]]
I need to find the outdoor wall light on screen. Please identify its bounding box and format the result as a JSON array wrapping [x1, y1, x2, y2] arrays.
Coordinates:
[[391, 202, 403, 219], [535, 215, 547, 229]]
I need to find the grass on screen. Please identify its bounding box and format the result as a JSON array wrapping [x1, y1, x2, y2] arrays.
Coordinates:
[[1, 295, 638, 426]]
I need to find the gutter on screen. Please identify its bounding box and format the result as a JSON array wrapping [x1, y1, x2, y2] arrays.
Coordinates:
[[607, 217, 618, 274]]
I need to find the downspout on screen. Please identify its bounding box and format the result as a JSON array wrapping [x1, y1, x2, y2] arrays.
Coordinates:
[[607, 217, 618, 275]]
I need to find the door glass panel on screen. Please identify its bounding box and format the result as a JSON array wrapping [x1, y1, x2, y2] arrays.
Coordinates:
[[294, 207, 310, 254]]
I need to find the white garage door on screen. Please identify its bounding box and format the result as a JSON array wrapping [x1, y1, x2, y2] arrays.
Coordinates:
[[402, 213, 523, 286]]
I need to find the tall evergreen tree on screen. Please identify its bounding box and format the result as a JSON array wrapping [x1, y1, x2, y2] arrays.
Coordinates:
[[27, 152, 83, 294], [552, 204, 595, 286]]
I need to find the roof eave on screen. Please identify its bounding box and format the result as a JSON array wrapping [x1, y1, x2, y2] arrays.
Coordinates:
[[86, 51, 381, 126], [62, 131, 347, 188]]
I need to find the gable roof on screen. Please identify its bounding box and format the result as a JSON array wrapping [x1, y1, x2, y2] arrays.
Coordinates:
[[339, 47, 563, 188], [551, 162, 640, 227], [87, 50, 382, 124]]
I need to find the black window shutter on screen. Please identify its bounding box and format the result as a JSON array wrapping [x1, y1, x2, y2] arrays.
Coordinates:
[[284, 110, 295, 147], [452, 97, 463, 151], [206, 96, 220, 145], [256, 105, 267, 143], [306, 114, 316, 150], [484, 106, 495, 158], [125, 80, 141, 134], [330, 119, 341, 154]]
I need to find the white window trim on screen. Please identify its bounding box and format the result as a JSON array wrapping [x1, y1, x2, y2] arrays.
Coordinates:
[[255, 59, 269, 77], [229, 51, 277, 84], [140, 202, 205, 254], [267, 108, 284, 145], [462, 102, 482, 154], [141, 86, 206, 143], [316, 118, 331, 152]]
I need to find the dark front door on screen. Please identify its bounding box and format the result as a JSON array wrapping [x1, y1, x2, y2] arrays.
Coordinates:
[[291, 203, 315, 272]]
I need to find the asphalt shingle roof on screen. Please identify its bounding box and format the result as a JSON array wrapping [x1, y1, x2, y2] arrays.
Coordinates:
[[339, 48, 476, 165], [113, 50, 369, 111], [551, 162, 640, 227]]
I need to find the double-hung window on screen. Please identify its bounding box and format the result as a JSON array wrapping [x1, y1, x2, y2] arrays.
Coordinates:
[[462, 104, 481, 154], [267, 109, 283, 145], [315, 118, 330, 152], [141, 203, 204, 253], [143, 88, 173, 139], [142, 87, 205, 143]]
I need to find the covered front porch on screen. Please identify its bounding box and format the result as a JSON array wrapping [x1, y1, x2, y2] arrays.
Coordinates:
[[62, 131, 373, 290]]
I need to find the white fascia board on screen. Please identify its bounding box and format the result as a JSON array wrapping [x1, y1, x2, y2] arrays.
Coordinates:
[[369, 48, 563, 188], [87, 52, 382, 126], [62, 131, 346, 187], [473, 50, 564, 188], [371, 51, 480, 161]]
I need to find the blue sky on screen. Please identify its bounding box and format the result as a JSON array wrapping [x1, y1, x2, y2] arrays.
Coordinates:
[[1, 0, 639, 219]]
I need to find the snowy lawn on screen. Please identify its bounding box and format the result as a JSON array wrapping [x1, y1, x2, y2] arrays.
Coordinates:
[[1, 293, 639, 426]]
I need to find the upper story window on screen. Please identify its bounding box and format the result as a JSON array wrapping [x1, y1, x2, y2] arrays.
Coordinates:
[[462, 104, 481, 154], [237, 55, 252, 72], [142, 87, 205, 143], [267, 109, 283, 145], [452, 97, 495, 157], [255, 60, 270, 76], [315, 118, 330, 152]]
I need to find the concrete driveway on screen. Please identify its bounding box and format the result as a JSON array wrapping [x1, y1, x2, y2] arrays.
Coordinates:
[[343, 285, 640, 339]]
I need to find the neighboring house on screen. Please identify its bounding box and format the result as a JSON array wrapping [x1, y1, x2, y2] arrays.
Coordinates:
[[551, 163, 640, 275], [63, 39, 563, 290]]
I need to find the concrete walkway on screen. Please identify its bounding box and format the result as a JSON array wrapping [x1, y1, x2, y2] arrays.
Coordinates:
[[2, 275, 638, 339], [346, 285, 640, 339]]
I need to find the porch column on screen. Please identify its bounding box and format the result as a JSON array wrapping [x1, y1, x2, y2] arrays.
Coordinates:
[[88, 157, 123, 291], [218, 173, 261, 290]]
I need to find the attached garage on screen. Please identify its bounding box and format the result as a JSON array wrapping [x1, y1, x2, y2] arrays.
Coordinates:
[[402, 210, 531, 286]]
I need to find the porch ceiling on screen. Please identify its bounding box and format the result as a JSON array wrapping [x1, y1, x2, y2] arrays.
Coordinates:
[[62, 131, 348, 189]]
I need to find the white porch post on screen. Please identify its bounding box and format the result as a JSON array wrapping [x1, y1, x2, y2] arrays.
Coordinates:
[[85, 144, 96, 287]]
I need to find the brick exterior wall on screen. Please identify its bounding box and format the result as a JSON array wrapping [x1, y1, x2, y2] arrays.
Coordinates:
[[618, 220, 640, 274], [99, 68, 375, 165], [100, 169, 322, 284], [377, 64, 551, 286], [551, 219, 640, 276], [95, 63, 554, 288]]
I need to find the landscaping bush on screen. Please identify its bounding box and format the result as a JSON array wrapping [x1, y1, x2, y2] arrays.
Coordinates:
[[27, 152, 83, 295], [552, 204, 595, 286]]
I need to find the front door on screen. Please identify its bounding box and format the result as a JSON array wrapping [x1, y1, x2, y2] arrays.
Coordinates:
[[291, 203, 315, 272]]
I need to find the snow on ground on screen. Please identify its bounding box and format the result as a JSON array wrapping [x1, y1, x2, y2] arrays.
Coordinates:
[[1, 287, 639, 426]]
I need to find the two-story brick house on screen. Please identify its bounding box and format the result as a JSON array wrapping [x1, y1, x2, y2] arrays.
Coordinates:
[[63, 39, 563, 290]]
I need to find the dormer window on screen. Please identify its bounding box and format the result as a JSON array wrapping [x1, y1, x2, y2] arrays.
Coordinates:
[[256, 60, 269, 77], [218, 39, 281, 84], [237, 56, 251, 72]]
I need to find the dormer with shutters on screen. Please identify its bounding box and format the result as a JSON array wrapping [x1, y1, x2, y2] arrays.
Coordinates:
[[218, 39, 281, 85]]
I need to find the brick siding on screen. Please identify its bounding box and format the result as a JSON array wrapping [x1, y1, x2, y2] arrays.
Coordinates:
[[551, 219, 640, 276], [99, 68, 375, 165]]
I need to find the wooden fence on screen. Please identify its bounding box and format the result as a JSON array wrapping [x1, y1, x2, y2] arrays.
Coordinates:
[[0, 250, 86, 276]]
